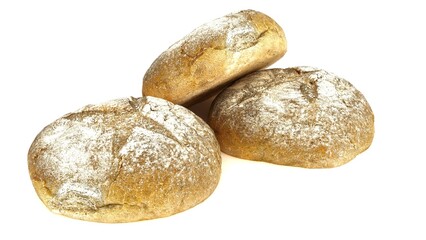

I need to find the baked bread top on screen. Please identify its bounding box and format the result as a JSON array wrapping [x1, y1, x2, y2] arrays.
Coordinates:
[[143, 10, 287, 106], [208, 67, 374, 168], [28, 96, 221, 222]]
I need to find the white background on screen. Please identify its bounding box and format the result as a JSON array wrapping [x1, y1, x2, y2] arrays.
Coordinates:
[[1, 0, 425, 239]]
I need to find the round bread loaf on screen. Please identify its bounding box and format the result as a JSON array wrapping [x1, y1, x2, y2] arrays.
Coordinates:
[[208, 67, 374, 168], [143, 9, 287, 106], [28, 96, 221, 222]]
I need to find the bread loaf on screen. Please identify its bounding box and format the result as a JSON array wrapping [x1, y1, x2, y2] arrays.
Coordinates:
[[143, 10, 287, 106], [28, 96, 222, 222], [208, 67, 374, 168]]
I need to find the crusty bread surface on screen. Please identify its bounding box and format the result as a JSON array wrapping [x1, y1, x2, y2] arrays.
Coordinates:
[[28, 96, 222, 222], [143, 10, 287, 106], [208, 67, 374, 168]]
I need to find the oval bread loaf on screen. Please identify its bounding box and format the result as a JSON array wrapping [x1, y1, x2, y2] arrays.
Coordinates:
[[208, 67, 374, 168], [143, 9, 287, 106], [28, 96, 222, 222]]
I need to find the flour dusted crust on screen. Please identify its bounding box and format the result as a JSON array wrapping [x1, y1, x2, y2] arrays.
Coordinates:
[[28, 96, 221, 222], [143, 10, 287, 106], [208, 67, 374, 168]]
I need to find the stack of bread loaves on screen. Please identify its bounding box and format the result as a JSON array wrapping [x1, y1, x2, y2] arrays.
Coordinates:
[[28, 10, 374, 223]]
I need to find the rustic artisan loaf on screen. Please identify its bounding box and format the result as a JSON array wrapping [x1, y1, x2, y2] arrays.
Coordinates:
[[28, 96, 221, 222], [143, 9, 287, 106], [208, 67, 374, 168]]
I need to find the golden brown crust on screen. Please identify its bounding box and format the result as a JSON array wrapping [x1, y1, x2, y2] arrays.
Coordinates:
[[208, 67, 374, 168], [143, 10, 287, 106], [28, 96, 221, 222]]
